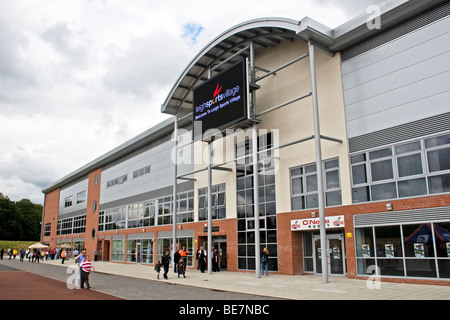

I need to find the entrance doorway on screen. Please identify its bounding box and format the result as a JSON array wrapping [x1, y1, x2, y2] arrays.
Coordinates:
[[204, 236, 227, 270], [135, 242, 141, 264], [102, 240, 110, 261], [312, 232, 346, 275]]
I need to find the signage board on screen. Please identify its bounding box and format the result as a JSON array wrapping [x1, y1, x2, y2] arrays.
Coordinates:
[[291, 215, 344, 231], [192, 59, 248, 140], [203, 226, 220, 232]]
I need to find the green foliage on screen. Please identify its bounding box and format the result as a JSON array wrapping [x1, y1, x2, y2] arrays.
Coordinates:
[[0, 193, 43, 241], [0, 240, 37, 250]]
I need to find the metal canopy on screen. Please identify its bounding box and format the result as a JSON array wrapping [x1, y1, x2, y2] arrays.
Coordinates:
[[161, 18, 310, 117]]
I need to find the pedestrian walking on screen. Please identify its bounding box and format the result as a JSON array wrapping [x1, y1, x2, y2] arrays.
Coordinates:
[[61, 249, 66, 264], [161, 249, 171, 280], [75, 249, 87, 286], [178, 259, 186, 278], [196, 246, 206, 273], [79, 255, 95, 289], [154, 260, 162, 279], [174, 249, 180, 273], [0, 248, 4, 260], [212, 248, 220, 272], [20, 249, 25, 262], [261, 247, 269, 276]]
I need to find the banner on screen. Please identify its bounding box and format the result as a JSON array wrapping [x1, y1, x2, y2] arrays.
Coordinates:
[[291, 215, 344, 231]]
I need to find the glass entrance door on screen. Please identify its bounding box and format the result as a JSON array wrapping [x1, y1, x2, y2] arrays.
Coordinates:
[[313, 233, 345, 275], [136, 242, 141, 264]]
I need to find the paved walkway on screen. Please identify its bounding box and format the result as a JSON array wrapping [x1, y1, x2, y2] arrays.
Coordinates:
[[37, 258, 450, 300], [0, 263, 123, 300]]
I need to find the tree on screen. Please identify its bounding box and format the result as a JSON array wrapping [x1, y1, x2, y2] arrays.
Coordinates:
[[0, 193, 42, 241]]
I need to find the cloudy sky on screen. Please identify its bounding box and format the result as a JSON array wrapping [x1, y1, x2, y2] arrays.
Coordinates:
[[0, 0, 385, 204]]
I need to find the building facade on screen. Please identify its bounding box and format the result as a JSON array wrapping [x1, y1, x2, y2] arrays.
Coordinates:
[[41, 0, 450, 285]]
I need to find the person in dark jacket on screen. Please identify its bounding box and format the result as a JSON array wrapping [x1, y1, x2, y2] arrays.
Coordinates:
[[174, 249, 181, 273], [161, 249, 171, 280], [196, 246, 206, 273]]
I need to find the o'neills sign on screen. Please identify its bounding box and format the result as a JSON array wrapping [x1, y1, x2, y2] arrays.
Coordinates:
[[291, 215, 344, 231]]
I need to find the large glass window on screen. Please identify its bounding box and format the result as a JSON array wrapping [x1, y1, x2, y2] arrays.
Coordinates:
[[156, 237, 194, 267], [57, 214, 86, 235], [355, 221, 450, 279], [290, 158, 342, 210], [157, 196, 173, 225], [111, 240, 124, 262], [198, 184, 226, 221], [236, 133, 278, 271], [126, 239, 154, 264], [350, 132, 450, 203], [177, 191, 194, 223]]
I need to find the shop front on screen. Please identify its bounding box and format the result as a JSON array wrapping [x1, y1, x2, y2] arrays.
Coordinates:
[[354, 207, 450, 280], [292, 215, 346, 275]]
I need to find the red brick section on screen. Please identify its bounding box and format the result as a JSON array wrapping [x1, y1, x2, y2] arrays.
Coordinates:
[[0, 271, 123, 300], [277, 194, 450, 286], [41, 188, 60, 248], [85, 168, 102, 259]]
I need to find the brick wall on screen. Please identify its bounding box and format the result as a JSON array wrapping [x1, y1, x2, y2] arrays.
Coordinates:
[[41, 188, 60, 247]]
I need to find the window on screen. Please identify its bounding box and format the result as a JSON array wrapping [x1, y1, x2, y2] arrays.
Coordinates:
[[111, 240, 124, 262], [126, 239, 154, 264], [64, 196, 73, 208], [98, 199, 158, 231], [177, 191, 194, 223], [355, 221, 450, 279], [157, 196, 173, 225], [133, 165, 151, 179], [44, 223, 51, 237], [156, 237, 194, 267], [198, 184, 226, 221], [236, 132, 278, 271], [98, 206, 127, 231], [76, 191, 86, 204], [350, 132, 450, 203], [57, 214, 86, 235], [290, 158, 341, 210]]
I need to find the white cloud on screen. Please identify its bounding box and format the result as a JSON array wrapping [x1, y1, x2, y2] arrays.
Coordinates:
[[0, 0, 385, 204]]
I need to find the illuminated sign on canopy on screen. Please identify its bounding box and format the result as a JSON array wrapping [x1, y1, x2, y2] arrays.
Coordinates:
[[193, 59, 248, 140]]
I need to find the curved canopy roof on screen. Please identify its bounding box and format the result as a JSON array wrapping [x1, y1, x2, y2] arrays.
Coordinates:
[[161, 17, 333, 117]]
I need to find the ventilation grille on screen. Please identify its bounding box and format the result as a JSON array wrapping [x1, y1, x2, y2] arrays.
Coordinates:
[[342, 1, 450, 62], [354, 206, 450, 227], [349, 112, 450, 153]]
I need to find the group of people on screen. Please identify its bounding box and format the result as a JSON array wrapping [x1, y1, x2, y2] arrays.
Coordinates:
[[0, 247, 64, 263], [155, 246, 190, 280], [154, 245, 272, 280]]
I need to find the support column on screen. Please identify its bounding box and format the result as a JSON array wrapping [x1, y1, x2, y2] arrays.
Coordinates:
[[308, 41, 328, 284], [207, 140, 213, 275], [250, 41, 261, 279], [172, 115, 178, 262]]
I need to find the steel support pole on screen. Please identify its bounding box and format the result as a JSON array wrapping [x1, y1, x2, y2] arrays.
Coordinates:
[[308, 41, 328, 284], [172, 115, 178, 262], [207, 140, 213, 275], [250, 41, 261, 279], [252, 124, 261, 278]]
